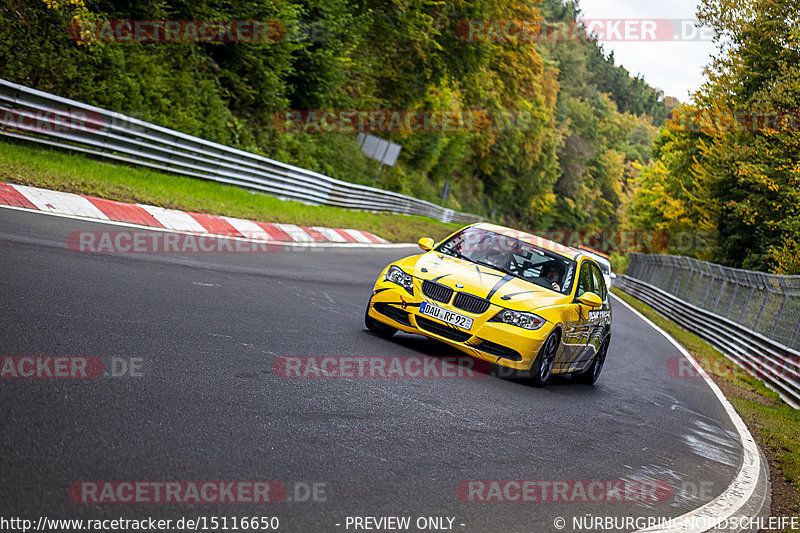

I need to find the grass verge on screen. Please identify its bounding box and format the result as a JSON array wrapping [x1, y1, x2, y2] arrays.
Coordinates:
[[612, 287, 800, 524], [0, 139, 464, 243]]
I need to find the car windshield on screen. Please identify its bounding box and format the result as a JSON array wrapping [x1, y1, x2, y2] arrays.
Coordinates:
[[437, 227, 577, 295]]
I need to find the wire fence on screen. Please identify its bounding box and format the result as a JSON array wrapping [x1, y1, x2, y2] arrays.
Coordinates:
[[626, 253, 800, 351], [0, 78, 482, 225], [615, 273, 800, 409]]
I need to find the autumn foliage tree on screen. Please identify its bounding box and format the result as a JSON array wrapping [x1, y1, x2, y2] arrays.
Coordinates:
[[629, 0, 800, 272], [1, 0, 666, 232]]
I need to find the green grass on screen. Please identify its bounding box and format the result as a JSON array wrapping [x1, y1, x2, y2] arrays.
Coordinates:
[[0, 139, 464, 243], [612, 287, 800, 518]]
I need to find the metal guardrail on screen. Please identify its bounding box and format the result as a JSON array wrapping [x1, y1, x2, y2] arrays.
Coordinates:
[[626, 252, 800, 350], [616, 272, 800, 409], [0, 78, 482, 225]]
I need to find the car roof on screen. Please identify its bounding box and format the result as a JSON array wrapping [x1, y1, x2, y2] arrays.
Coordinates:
[[471, 223, 580, 260], [578, 244, 610, 260], [578, 248, 612, 266]]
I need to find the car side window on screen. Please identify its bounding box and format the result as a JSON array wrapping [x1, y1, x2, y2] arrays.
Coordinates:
[[590, 264, 607, 302], [577, 262, 593, 297]]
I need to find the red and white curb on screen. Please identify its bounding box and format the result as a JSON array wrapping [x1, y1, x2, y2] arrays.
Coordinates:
[[0, 182, 412, 248]]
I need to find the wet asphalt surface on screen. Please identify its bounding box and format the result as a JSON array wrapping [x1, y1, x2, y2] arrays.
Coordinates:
[[0, 208, 743, 532]]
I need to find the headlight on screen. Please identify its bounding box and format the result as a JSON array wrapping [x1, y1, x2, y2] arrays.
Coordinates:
[[491, 309, 545, 330], [385, 266, 414, 294]]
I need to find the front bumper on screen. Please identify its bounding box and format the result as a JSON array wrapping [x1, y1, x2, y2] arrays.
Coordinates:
[[367, 278, 552, 371]]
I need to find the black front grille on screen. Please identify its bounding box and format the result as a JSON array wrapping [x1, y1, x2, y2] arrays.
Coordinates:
[[453, 292, 491, 314], [421, 280, 453, 304], [415, 316, 472, 342], [475, 339, 523, 361], [374, 303, 412, 326]]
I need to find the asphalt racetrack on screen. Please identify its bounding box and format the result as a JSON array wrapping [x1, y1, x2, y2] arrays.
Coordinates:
[[0, 208, 745, 532]]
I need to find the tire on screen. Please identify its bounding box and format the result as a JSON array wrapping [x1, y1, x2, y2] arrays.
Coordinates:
[[574, 339, 609, 385], [528, 331, 559, 387], [365, 304, 397, 338]]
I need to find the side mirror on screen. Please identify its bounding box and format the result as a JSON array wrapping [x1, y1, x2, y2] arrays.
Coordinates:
[[610, 272, 617, 279], [418, 237, 434, 252], [577, 292, 603, 307]]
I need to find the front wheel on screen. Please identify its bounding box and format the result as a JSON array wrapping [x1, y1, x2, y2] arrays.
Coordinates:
[[528, 331, 559, 387], [574, 339, 609, 385], [365, 304, 397, 338]]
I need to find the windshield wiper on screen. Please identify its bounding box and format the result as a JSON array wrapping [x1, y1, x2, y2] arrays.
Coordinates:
[[441, 248, 466, 260], [471, 259, 515, 277]]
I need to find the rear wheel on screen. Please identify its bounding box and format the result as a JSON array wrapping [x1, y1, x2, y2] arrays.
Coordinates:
[[528, 331, 559, 387], [364, 303, 397, 338], [574, 339, 609, 385]]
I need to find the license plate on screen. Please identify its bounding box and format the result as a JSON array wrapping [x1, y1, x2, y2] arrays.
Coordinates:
[[420, 302, 474, 330]]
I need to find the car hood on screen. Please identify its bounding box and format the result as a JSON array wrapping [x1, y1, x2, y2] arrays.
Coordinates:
[[399, 252, 570, 311]]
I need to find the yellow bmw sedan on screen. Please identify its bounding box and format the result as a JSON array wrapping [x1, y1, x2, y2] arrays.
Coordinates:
[[365, 223, 612, 386]]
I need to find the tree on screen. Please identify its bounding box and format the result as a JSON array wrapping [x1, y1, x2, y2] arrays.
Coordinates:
[[628, 0, 800, 272]]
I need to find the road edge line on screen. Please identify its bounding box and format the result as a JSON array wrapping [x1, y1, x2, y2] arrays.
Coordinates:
[[611, 293, 769, 533]]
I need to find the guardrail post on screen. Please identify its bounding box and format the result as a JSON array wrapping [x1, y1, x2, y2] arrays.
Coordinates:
[[686, 259, 704, 301], [662, 257, 676, 289], [651, 256, 660, 285], [700, 261, 715, 307], [739, 284, 756, 324], [641, 255, 653, 283], [712, 266, 727, 313], [627, 253, 639, 278], [671, 257, 683, 294], [670, 257, 683, 294], [770, 280, 790, 339], [631, 253, 641, 279], [753, 284, 771, 332], [727, 276, 740, 320], [679, 256, 696, 299], [790, 311, 800, 349]]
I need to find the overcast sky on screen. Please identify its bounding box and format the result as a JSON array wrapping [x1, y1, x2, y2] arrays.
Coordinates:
[[577, 0, 719, 101]]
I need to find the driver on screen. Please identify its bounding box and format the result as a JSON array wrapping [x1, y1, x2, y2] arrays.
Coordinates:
[[472, 234, 510, 272], [487, 252, 511, 272], [484, 250, 512, 271], [542, 263, 565, 291], [483, 236, 519, 272]]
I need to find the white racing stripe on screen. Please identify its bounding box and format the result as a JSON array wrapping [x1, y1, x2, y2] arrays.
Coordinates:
[[311, 226, 348, 243], [342, 228, 373, 244], [137, 205, 207, 233], [13, 184, 110, 220], [273, 223, 313, 243], [222, 216, 272, 241], [611, 294, 763, 533]]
